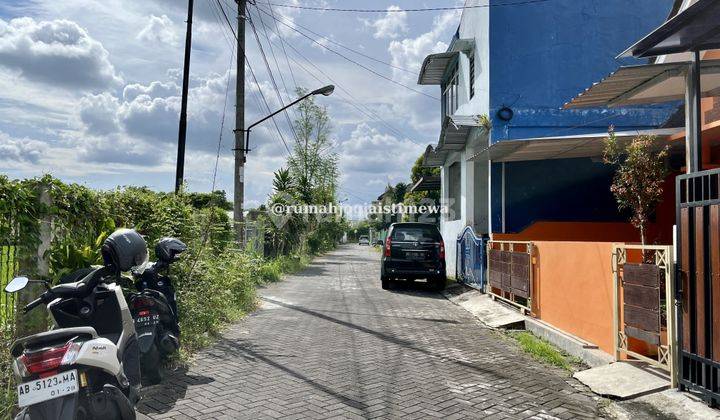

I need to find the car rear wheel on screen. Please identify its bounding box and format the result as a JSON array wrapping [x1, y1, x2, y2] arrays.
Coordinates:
[[381, 276, 390, 290]]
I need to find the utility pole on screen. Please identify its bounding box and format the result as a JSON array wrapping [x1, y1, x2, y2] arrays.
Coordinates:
[[234, 0, 247, 242], [175, 0, 194, 193]]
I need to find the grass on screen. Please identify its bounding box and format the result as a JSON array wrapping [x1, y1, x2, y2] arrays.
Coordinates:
[[510, 331, 575, 371]]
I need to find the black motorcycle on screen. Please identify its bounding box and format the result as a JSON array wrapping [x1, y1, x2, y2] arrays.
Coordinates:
[[128, 238, 186, 385]]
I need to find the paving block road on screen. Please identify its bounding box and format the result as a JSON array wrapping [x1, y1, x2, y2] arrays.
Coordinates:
[[139, 245, 602, 419]]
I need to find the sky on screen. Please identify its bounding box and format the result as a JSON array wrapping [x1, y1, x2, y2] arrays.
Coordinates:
[[0, 0, 463, 212]]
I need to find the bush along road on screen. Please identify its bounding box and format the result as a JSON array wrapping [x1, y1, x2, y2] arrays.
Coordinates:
[[0, 174, 337, 418]]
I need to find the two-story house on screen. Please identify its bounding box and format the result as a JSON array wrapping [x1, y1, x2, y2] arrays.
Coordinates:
[[418, 0, 679, 276]]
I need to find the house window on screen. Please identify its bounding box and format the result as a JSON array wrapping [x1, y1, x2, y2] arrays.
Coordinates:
[[442, 64, 459, 118], [447, 162, 461, 221], [469, 53, 475, 99]]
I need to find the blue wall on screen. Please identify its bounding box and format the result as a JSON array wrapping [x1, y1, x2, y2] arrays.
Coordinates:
[[487, 0, 676, 233], [488, 0, 677, 142]]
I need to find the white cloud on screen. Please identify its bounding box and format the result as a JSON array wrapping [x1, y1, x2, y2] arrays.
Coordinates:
[[79, 92, 120, 135], [0, 131, 45, 164], [0, 17, 122, 89], [338, 122, 423, 181], [137, 14, 178, 45], [123, 81, 179, 102], [365, 6, 408, 39], [388, 11, 460, 83]]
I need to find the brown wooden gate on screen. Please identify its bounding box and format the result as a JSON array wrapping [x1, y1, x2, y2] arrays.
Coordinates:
[[677, 168, 720, 406], [612, 244, 676, 386], [487, 241, 534, 314]]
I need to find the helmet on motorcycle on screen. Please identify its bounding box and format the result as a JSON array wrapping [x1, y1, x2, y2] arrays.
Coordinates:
[[155, 237, 187, 263], [102, 229, 149, 273]]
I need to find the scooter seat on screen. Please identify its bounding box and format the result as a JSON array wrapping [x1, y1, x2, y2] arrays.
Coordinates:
[[11, 327, 98, 357]]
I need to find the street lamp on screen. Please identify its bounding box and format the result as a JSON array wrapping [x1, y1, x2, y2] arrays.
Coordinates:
[[241, 85, 334, 153]]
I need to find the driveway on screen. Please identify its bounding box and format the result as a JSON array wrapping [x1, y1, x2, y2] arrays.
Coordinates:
[[139, 245, 601, 419]]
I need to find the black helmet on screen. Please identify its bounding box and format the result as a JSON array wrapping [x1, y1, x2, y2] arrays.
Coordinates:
[[155, 237, 187, 263], [102, 229, 149, 273]]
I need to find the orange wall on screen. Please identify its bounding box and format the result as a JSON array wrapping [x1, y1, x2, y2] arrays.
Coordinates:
[[533, 241, 616, 354]]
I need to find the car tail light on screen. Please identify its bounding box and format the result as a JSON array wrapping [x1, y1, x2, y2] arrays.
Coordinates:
[[19, 341, 80, 375], [384, 236, 392, 257], [439, 240, 445, 259]]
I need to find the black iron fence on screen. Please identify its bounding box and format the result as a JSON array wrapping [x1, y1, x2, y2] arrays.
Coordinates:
[[676, 167, 720, 406]]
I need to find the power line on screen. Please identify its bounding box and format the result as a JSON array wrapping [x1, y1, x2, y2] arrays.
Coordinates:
[[246, 5, 409, 141], [212, 0, 292, 155], [211, 43, 236, 191], [246, 6, 302, 148], [253, 2, 296, 104], [254, 3, 416, 75], [258, 18, 422, 145], [266, 0, 551, 13], [253, 4, 438, 101], [263, 0, 299, 90]]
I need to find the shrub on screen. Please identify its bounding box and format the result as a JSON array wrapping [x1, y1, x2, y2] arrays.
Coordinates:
[[173, 247, 258, 355]]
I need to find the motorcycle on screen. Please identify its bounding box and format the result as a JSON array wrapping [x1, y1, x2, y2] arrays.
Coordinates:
[[5, 229, 147, 420], [128, 237, 186, 385]]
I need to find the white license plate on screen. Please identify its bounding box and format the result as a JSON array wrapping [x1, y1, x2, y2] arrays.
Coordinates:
[[135, 313, 160, 327], [17, 369, 79, 407]]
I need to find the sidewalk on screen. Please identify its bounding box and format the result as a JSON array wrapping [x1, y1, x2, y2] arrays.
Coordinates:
[[443, 283, 720, 420]]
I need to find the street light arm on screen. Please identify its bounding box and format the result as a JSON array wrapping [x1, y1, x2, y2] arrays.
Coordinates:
[[242, 85, 333, 152], [246, 91, 314, 134]]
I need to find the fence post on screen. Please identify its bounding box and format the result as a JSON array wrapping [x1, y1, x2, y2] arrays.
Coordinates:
[[16, 184, 52, 337], [612, 244, 620, 362], [36, 186, 52, 278]]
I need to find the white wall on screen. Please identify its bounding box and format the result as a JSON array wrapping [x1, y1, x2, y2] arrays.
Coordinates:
[[438, 0, 491, 276]]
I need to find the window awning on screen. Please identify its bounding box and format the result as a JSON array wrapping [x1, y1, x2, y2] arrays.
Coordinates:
[[421, 145, 447, 168], [421, 115, 485, 167], [417, 52, 459, 85], [467, 128, 684, 162], [563, 59, 720, 109], [409, 176, 441, 193], [619, 0, 720, 58], [437, 114, 483, 151]]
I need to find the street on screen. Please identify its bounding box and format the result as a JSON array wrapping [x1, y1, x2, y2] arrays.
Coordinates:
[[139, 245, 600, 419]]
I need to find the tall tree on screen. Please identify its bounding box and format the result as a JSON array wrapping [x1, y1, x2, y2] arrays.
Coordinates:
[[287, 88, 339, 205]]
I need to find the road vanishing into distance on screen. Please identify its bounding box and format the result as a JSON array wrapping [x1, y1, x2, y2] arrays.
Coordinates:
[[139, 245, 600, 419]]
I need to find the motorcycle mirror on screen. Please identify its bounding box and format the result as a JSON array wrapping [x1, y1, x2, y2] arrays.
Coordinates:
[[5, 276, 29, 293]]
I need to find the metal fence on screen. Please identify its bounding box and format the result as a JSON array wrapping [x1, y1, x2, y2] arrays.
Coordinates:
[[243, 221, 266, 255], [456, 226, 488, 291], [676, 168, 720, 405]]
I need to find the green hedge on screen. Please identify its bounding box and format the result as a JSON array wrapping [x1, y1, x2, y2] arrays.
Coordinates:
[[0, 175, 319, 418]]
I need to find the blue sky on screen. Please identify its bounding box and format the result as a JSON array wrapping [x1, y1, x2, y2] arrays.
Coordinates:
[[0, 0, 462, 208]]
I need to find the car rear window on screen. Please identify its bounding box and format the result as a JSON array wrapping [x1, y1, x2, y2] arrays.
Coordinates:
[[390, 225, 441, 242]]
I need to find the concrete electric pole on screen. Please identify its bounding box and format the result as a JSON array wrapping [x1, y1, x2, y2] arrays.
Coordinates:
[[234, 0, 246, 242], [175, 0, 194, 193]]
